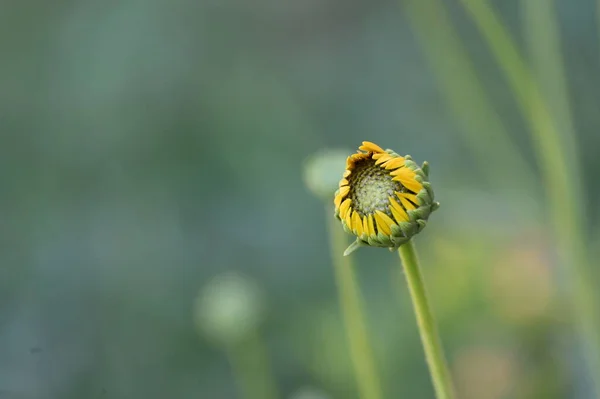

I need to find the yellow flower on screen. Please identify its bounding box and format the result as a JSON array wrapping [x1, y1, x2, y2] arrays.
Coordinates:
[[334, 141, 439, 255]]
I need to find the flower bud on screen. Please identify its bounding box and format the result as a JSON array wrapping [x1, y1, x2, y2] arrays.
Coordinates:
[[333, 141, 439, 255]]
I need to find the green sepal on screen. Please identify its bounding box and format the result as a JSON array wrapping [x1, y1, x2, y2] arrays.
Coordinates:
[[390, 234, 406, 247], [367, 236, 380, 247], [377, 232, 393, 247], [422, 181, 434, 201], [390, 224, 404, 237], [405, 159, 419, 170], [411, 206, 430, 221], [343, 239, 365, 256], [417, 189, 431, 205], [421, 161, 429, 177], [398, 221, 416, 237], [392, 236, 409, 248], [342, 222, 352, 234]]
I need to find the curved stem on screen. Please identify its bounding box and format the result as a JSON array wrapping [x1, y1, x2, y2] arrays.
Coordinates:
[[398, 240, 455, 399], [326, 208, 383, 399]]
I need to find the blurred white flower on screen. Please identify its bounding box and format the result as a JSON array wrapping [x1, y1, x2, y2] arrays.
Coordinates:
[[303, 148, 352, 201], [194, 271, 266, 346]]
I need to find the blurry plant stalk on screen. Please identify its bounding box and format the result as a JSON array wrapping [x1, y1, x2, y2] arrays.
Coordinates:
[[304, 149, 383, 399], [326, 208, 384, 399], [194, 272, 279, 399], [460, 0, 600, 394], [226, 332, 280, 399]]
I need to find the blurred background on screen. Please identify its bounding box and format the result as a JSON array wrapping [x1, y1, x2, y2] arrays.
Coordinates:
[[2, 0, 600, 398]]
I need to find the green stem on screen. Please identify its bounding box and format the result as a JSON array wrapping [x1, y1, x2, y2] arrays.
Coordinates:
[[398, 240, 455, 399], [226, 331, 279, 399], [326, 208, 383, 399]]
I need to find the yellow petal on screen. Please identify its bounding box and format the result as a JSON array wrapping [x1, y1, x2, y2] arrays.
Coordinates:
[[334, 192, 343, 208], [334, 186, 350, 208], [367, 214, 376, 236], [401, 178, 423, 194], [359, 141, 384, 153], [391, 206, 409, 224], [352, 211, 364, 235], [374, 213, 390, 236], [389, 197, 409, 223], [346, 156, 356, 170], [399, 192, 419, 205], [383, 157, 405, 170], [348, 153, 369, 169], [399, 195, 417, 210], [390, 167, 414, 178], [374, 211, 394, 235], [345, 208, 353, 229], [339, 199, 352, 219], [362, 215, 370, 236], [391, 168, 422, 193], [339, 178, 349, 188], [338, 185, 350, 198], [375, 154, 393, 165], [343, 170, 351, 178]]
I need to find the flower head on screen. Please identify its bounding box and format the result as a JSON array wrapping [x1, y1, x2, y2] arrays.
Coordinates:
[[334, 141, 439, 255]]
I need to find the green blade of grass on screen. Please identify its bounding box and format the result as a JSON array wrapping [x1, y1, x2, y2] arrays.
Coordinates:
[[521, 0, 582, 198], [402, 0, 537, 199]]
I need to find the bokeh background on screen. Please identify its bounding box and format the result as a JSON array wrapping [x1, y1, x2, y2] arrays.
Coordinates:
[[2, 0, 600, 398]]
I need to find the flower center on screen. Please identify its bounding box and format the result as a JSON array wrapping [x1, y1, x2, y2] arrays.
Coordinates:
[[349, 159, 403, 217]]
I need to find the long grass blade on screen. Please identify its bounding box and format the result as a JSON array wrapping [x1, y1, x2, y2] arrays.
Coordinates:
[[402, 0, 537, 197]]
